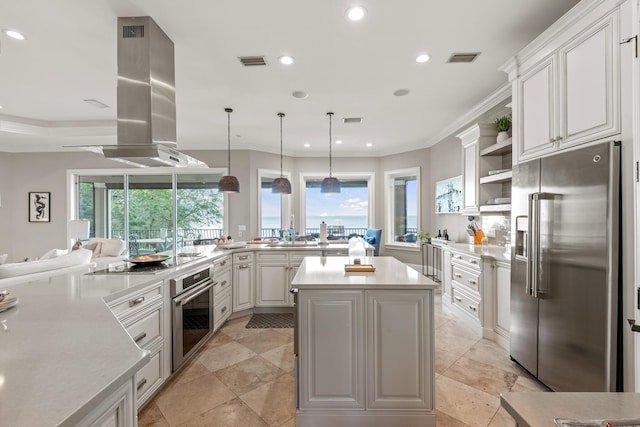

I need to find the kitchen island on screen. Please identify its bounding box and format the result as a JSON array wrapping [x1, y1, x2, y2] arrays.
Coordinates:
[[291, 256, 439, 427]]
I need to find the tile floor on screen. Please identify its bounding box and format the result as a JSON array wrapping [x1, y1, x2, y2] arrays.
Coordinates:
[[139, 294, 549, 427]]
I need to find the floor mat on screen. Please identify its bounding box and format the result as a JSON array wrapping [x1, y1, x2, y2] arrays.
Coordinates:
[[245, 313, 293, 329]]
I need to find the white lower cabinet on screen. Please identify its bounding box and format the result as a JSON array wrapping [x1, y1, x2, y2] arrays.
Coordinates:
[[450, 250, 483, 325], [213, 256, 232, 330], [76, 378, 136, 427], [256, 251, 322, 307], [233, 252, 254, 312], [493, 260, 511, 349], [297, 288, 434, 425], [107, 280, 168, 411]]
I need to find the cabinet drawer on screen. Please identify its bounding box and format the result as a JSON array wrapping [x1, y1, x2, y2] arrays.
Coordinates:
[[108, 281, 163, 320], [452, 264, 480, 293], [290, 250, 321, 263], [450, 251, 481, 271], [214, 290, 232, 329], [452, 287, 480, 321], [213, 255, 231, 272], [135, 348, 162, 405], [233, 252, 253, 263], [256, 251, 288, 262], [213, 268, 232, 297], [124, 304, 162, 349]]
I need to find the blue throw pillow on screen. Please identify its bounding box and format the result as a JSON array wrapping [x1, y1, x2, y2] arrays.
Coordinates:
[[364, 235, 376, 245]]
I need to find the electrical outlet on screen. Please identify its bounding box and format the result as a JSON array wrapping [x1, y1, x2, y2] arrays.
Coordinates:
[[238, 231, 243, 238]]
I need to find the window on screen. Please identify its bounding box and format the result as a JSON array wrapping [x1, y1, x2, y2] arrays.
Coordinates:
[[300, 173, 374, 238], [384, 167, 420, 248], [258, 169, 291, 238], [72, 169, 224, 253]]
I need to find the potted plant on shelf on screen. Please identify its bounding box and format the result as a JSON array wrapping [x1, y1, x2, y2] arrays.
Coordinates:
[[418, 230, 431, 245], [495, 115, 512, 143]]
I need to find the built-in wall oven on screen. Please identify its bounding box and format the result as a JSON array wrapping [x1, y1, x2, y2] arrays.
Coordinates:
[[171, 265, 215, 371]]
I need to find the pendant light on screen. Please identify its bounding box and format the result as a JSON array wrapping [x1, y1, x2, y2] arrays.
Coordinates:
[[218, 107, 240, 193], [320, 112, 341, 193], [272, 112, 292, 194]]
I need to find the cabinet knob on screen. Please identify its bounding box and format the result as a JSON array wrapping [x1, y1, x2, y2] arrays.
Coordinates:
[[133, 332, 147, 343], [454, 273, 462, 278], [468, 305, 477, 312], [468, 280, 477, 285], [221, 280, 227, 286], [221, 306, 228, 314], [454, 296, 462, 302]]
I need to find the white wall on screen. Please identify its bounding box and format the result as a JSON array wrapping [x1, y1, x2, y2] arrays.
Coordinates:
[[0, 153, 12, 258]]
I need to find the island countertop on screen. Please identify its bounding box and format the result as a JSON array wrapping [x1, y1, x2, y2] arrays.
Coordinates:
[[291, 256, 439, 290]]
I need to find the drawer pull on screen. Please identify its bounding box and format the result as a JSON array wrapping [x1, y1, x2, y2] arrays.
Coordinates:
[[221, 280, 227, 287], [239, 265, 249, 269], [468, 280, 477, 285], [220, 260, 227, 266], [468, 305, 477, 312], [470, 260, 478, 264], [129, 296, 145, 307], [454, 296, 462, 302], [133, 332, 147, 343], [221, 306, 228, 314], [454, 274, 462, 278], [137, 378, 147, 391], [455, 255, 462, 259], [239, 255, 249, 260]]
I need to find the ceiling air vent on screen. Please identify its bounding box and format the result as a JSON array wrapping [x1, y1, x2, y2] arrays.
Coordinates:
[[238, 56, 268, 67], [343, 117, 363, 124], [447, 53, 480, 63], [122, 25, 144, 38]]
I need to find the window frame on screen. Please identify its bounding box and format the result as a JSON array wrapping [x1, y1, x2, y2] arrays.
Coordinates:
[[298, 171, 375, 235], [257, 168, 292, 237], [384, 167, 421, 251], [67, 167, 228, 244]]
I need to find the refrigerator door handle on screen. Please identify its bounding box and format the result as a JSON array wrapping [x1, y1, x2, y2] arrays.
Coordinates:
[[527, 193, 540, 297]]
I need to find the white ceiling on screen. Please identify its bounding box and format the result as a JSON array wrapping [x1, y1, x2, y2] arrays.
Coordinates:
[[0, 0, 580, 157]]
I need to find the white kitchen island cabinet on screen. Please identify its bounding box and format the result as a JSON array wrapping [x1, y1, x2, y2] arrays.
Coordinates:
[[292, 256, 438, 427]]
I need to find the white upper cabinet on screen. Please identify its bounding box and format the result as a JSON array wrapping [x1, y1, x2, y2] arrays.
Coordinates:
[[503, 0, 628, 164]]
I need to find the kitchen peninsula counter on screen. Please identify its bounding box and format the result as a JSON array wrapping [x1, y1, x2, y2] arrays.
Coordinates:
[[292, 256, 438, 427]]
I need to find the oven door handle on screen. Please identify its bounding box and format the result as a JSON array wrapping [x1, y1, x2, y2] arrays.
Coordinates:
[[174, 278, 216, 307]]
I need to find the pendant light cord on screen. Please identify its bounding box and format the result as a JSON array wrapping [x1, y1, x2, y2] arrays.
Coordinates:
[[225, 108, 232, 175], [278, 113, 285, 177], [327, 112, 334, 177]]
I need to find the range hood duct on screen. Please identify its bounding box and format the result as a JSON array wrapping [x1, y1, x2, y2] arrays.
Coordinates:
[[104, 16, 206, 167]]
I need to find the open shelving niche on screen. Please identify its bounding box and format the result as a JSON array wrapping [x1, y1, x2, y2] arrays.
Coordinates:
[[479, 137, 512, 213]]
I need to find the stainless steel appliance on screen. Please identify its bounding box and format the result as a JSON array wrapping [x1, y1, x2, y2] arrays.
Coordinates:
[[511, 140, 621, 392], [171, 265, 215, 371]]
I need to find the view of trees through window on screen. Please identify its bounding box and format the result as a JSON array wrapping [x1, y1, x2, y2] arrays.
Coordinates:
[[77, 172, 223, 253]]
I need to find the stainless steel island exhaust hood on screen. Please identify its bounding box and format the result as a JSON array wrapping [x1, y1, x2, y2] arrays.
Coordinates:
[[77, 16, 207, 167]]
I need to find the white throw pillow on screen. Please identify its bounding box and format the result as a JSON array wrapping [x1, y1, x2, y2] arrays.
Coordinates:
[[0, 254, 7, 265], [40, 248, 69, 260], [99, 239, 126, 257], [83, 239, 103, 257]]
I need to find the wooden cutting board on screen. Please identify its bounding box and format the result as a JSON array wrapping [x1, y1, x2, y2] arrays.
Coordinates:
[[344, 264, 376, 272]]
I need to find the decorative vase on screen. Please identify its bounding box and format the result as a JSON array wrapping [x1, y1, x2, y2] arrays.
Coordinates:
[[496, 131, 510, 144]]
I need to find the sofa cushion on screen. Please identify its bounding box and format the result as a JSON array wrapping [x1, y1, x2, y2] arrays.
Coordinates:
[[363, 235, 376, 245], [0, 249, 92, 279], [83, 239, 103, 257], [100, 239, 126, 257], [40, 248, 69, 260]]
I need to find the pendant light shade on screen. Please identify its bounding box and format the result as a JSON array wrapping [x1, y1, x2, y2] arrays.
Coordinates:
[[320, 112, 341, 193], [218, 108, 240, 193], [272, 112, 292, 194]]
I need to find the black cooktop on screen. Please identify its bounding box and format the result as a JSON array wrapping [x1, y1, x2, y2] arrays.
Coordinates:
[[90, 254, 205, 275]]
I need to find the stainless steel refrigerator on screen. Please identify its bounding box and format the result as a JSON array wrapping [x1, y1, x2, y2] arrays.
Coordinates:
[[510, 140, 620, 392]]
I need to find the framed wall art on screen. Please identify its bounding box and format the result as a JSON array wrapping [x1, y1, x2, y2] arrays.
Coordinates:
[[435, 176, 462, 214], [29, 192, 50, 222]]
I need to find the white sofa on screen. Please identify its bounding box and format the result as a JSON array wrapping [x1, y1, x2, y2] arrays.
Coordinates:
[[0, 249, 94, 287]]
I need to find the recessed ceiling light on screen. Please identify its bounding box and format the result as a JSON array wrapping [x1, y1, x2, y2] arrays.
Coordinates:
[[292, 90, 308, 99], [336, 140, 342, 145], [366, 143, 373, 147], [3, 29, 25, 40], [0, 105, 3, 109], [304, 143, 311, 148], [393, 89, 410, 97], [416, 54, 430, 63], [279, 55, 295, 65], [346, 6, 366, 21]]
